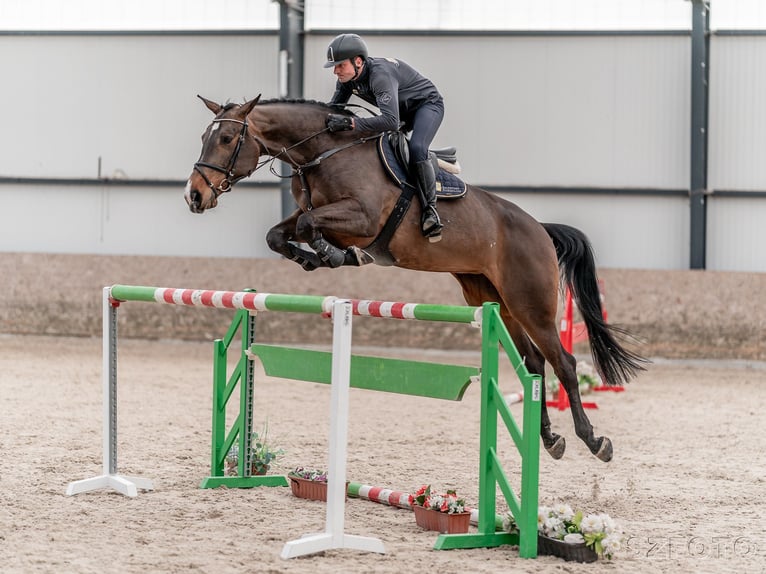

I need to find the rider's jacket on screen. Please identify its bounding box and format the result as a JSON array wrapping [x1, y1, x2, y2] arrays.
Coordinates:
[[329, 57, 443, 133]]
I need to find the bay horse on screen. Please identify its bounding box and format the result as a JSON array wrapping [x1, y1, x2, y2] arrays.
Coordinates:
[[185, 95, 647, 462]]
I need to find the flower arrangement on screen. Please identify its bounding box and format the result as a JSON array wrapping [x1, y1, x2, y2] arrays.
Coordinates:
[[288, 467, 328, 482], [575, 361, 603, 390], [225, 423, 284, 476], [547, 361, 603, 396], [412, 485, 467, 514], [503, 503, 623, 560]]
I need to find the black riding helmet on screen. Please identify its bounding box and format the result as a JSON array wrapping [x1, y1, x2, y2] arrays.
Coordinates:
[[324, 33, 368, 68]]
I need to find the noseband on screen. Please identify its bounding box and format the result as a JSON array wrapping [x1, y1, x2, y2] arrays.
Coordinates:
[[194, 117, 264, 198]]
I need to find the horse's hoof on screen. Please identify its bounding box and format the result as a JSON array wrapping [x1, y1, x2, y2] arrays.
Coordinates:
[[595, 436, 613, 462], [545, 435, 566, 460]]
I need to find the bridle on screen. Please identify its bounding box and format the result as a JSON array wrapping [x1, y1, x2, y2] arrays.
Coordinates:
[[193, 117, 270, 198], [193, 109, 380, 207]]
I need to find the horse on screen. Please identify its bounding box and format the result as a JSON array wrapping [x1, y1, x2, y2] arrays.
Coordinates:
[[184, 95, 648, 463]]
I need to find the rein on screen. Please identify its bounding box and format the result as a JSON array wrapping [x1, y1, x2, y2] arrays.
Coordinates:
[[287, 133, 382, 211]]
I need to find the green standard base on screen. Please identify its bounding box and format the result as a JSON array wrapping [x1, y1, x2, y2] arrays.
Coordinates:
[[434, 531, 537, 558], [200, 475, 289, 489]]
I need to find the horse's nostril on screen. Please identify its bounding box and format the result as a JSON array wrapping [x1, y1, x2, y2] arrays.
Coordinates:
[[190, 189, 201, 205]]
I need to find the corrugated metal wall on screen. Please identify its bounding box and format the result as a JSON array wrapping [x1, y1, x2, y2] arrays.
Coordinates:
[[0, 33, 283, 259], [0, 25, 764, 270], [305, 34, 690, 188], [0, 34, 279, 179], [706, 34, 766, 271], [709, 36, 766, 192]]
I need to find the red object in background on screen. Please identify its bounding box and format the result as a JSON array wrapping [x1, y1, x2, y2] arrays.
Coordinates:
[[547, 287, 599, 411]]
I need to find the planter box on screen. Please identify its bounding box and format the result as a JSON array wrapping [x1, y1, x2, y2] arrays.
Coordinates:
[[289, 476, 328, 501], [537, 535, 598, 563], [413, 505, 470, 534], [288, 476, 349, 502]]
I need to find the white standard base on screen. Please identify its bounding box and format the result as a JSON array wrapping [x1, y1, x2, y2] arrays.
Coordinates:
[[65, 474, 154, 497], [280, 532, 386, 559], [280, 301, 386, 560]]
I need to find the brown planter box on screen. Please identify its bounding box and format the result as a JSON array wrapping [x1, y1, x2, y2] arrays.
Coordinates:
[[413, 505, 470, 534], [289, 476, 328, 501], [288, 476, 349, 502]]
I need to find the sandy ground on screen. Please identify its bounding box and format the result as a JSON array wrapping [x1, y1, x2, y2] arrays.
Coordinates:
[[1, 333, 765, 574]]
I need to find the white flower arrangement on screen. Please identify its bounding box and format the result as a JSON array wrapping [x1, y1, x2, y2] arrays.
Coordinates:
[[503, 503, 624, 560]]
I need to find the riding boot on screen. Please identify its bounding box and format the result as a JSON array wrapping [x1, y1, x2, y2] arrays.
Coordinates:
[[414, 159, 443, 242]]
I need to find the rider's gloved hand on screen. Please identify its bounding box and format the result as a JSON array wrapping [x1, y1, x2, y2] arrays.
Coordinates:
[[326, 114, 354, 132]]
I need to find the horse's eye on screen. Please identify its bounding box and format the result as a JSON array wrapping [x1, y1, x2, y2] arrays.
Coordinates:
[[221, 135, 233, 145]]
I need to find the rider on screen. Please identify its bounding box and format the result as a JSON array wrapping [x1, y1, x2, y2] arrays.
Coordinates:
[[323, 33, 444, 242]]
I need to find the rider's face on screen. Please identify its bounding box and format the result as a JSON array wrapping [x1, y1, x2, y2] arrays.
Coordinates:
[[333, 59, 360, 83]]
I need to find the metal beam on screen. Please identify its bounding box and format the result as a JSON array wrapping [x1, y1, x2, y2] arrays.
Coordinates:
[[276, 1, 305, 219], [690, 0, 710, 269]]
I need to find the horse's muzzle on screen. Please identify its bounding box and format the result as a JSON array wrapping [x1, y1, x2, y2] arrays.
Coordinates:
[[184, 179, 215, 213]]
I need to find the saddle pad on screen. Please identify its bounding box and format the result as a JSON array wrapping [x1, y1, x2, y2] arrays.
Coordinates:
[[377, 133, 467, 199]]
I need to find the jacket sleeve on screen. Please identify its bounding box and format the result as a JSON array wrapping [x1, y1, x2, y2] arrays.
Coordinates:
[[354, 72, 401, 133]]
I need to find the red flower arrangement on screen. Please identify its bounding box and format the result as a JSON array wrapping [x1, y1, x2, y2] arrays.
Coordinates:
[[413, 485, 467, 514]]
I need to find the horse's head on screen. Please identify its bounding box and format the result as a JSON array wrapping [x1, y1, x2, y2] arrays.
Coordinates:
[[185, 95, 262, 213]]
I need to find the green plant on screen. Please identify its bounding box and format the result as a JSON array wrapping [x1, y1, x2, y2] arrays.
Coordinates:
[[225, 423, 284, 476], [288, 467, 328, 482]]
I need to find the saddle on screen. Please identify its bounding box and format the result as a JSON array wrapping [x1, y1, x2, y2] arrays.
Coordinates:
[[377, 131, 467, 198], [351, 132, 466, 267]]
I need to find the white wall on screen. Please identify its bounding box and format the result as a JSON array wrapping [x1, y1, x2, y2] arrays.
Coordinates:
[[0, 184, 281, 258], [2, 1, 766, 271], [503, 193, 690, 270]]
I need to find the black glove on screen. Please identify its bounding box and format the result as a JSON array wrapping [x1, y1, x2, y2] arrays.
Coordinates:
[[326, 114, 354, 132]]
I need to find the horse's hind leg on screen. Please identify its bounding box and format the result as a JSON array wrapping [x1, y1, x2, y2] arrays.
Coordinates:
[[452, 273, 565, 460], [509, 324, 567, 459], [525, 324, 613, 461], [487, 267, 612, 462]]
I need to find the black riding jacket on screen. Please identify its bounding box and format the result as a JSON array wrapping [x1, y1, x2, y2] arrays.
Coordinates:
[[329, 57, 443, 133]]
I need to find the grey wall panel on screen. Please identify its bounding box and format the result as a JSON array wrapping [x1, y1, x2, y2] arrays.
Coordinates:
[[707, 197, 766, 272], [708, 36, 766, 192], [0, 34, 279, 181], [0, 185, 282, 258], [5, 30, 766, 272], [306, 34, 689, 188], [501, 192, 690, 270]]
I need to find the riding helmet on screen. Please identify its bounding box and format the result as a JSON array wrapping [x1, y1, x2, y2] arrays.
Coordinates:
[[324, 33, 368, 68]]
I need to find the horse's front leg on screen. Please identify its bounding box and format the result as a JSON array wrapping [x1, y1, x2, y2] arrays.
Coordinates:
[[295, 200, 377, 268], [266, 209, 326, 271]]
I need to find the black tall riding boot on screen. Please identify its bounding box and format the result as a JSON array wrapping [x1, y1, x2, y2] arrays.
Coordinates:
[[414, 159, 443, 242]]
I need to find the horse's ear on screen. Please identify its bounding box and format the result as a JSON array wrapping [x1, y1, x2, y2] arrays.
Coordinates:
[[197, 95, 222, 115], [240, 94, 261, 117]]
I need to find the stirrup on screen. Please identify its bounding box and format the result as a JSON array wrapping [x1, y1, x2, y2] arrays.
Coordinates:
[[421, 210, 443, 243]]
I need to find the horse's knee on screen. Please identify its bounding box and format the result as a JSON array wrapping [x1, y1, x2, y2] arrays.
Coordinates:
[[266, 227, 291, 255], [295, 212, 316, 242], [265, 228, 281, 251]]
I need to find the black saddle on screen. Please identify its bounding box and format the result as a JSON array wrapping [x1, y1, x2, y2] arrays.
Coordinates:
[[378, 131, 466, 198]]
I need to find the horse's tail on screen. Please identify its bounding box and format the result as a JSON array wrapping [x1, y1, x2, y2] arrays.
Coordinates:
[[542, 222, 649, 386]]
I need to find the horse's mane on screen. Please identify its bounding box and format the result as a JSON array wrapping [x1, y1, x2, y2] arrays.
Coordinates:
[[223, 98, 353, 116]]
